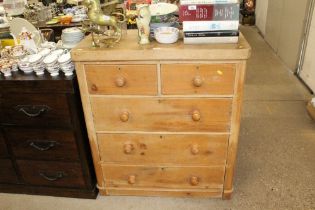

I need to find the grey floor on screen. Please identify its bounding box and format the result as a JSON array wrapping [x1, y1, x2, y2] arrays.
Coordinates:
[[1, 26, 315, 210]]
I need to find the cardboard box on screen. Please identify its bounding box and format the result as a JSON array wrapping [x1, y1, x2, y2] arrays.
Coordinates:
[[307, 101, 315, 121]]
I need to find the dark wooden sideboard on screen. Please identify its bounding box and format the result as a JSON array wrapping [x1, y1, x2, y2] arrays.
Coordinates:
[[0, 71, 97, 198]]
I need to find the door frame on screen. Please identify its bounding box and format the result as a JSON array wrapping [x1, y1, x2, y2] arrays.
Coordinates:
[[297, 0, 315, 75]]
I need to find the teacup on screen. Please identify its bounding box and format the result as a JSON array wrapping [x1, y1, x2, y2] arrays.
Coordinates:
[[11, 45, 25, 57], [39, 48, 51, 57], [1, 66, 12, 77], [43, 54, 58, 65]]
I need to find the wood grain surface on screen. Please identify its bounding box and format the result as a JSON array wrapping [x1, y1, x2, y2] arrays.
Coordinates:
[[161, 64, 236, 95], [102, 164, 225, 189], [85, 64, 158, 95], [91, 97, 232, 132], [97, 133, 228, 165]]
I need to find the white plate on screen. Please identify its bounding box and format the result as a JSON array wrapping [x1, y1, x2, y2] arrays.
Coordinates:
[[39, 48, 51, 56], [71, 18, 82, 23], [58, 52, 71, 64], [62, 27, 83, 34], [9, 18, 41, 47], [0, 22, 9, 28], [43, 54, 58, 64], [50, 49, 64, 57], [28, 54, 43, 63], [149, 3, 178, 16]]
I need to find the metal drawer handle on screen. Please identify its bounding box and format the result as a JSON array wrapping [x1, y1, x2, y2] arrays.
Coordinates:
[[16, 105, 51, 117], [39, 171, 66, 181], [28, 140, 58, 151]]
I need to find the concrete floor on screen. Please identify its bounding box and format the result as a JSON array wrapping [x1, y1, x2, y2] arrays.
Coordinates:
[[1, 26, 315, 210]]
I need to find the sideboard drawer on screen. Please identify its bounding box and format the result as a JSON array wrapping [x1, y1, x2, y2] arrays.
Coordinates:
[[98, 134, 228, 165], [161, 64, 235, 95], [0, 132, 8, 158], [0, 93, 72, 127], [17, 160, 86, 188], [91, 97, 232, 132], [85, 64, 158, 95], [0, 159, 18, 183], [5, 128, 79, 161], [103, 164, 225, 189]]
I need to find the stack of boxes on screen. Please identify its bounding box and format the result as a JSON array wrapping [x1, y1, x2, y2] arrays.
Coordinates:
[[179, 0, 240, 44]]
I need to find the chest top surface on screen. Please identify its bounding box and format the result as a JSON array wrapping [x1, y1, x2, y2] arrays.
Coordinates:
[[71, 30, 251, 62]]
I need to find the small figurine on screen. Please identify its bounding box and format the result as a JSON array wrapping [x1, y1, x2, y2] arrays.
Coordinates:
[[18, 27, 38, 54], [136, 4, 151, 45], [83, 0, 126, 47]]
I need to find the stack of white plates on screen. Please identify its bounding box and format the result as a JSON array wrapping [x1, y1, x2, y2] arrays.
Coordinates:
[[18, 56, 33, 74], [28, 54, 45, 75], [61, 27, 84, 49], [58, 52, 75, 76], [43, 54, 59, 76]]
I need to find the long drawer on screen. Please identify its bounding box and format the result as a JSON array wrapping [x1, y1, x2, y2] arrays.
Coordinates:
[[161, 64, 236, 95], [91, 98, 232, 132], [0, 132, 8, 158], [98, 134, 228, 165], [17, 160, 86, 188], [0, 93, 72, 127], [5, 128, 79, 161], [85, 64, 158, 95], [0, 159, 18, 184], [102, 164, 225, 189]]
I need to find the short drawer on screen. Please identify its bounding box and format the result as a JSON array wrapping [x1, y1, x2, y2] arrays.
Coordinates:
[[102, 164, 225, 189], [0, 132, 8, 158], [5, 128, 79, 161], [85, 64, 158, 95], [91, 97, 232, 132], [98, 134, 228, 165], [161, 64, 235, 95], [0, 159, 18, 183], [0, 93, 72, 127], [17, 160, 86, 188]]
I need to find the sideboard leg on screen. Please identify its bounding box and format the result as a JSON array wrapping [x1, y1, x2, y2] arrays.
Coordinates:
[[223, 188, 233, 200]]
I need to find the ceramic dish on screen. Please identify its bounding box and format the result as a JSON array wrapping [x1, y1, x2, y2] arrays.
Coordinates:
[[1, 67, 12, 77], [154, 27, 179, 44], [149, 3, 178, 16], [58, 52, 71, 64], [28, 54, 43, 64], [39, 48, 51, 56], [46, 19, 59, 25], [50, 49, 64, 57], [43, 54, 58, 65]]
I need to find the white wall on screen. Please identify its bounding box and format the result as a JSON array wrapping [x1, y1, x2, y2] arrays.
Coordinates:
[[299, 5, 315, 92], [263, 0, 309, 71], [255, 0, 269, 36], [277, 0, 309, 71]]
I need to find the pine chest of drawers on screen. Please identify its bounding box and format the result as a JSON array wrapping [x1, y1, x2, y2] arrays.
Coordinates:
[[71, 31, 251, 199], [0, 72, 97, 198]]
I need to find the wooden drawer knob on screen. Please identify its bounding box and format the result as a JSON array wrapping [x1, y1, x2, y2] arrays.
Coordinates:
[[190, 144, 199, 155], [193, 76, 203, 87], [120, 111, 129, 122], [190, 176, 199, 186], [192, 110, 201, 122], [124, 142, 134, 154], [128, 175, 136, 184], [115, 76, 126, 87]]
